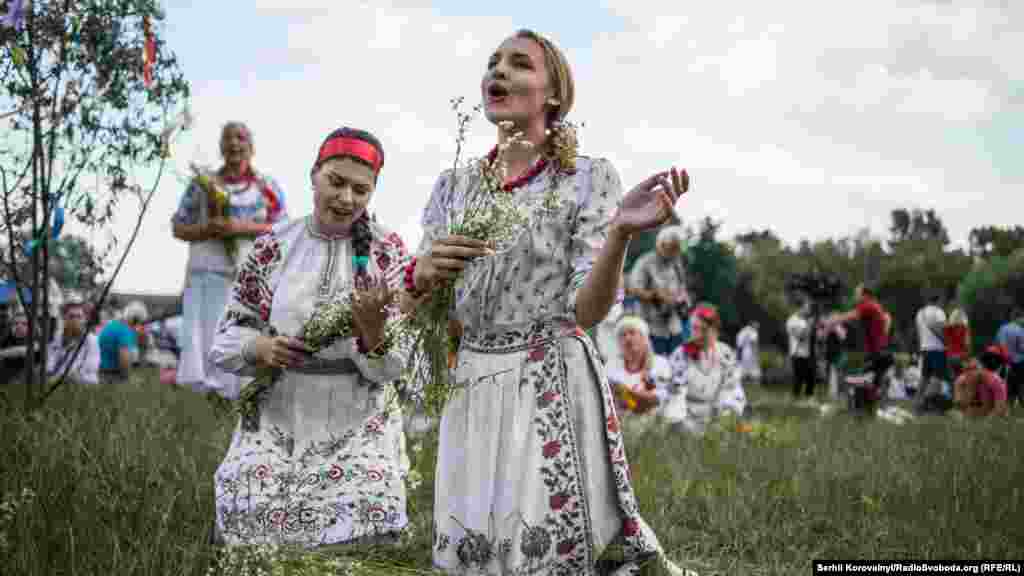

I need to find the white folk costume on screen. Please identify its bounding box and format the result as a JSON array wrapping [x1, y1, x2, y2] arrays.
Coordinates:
[[665, 341, 746, 435], [173, 171, 287, 399], [209, 216, 411, 548], [421, 156, 684, 575], [735, 324, 760, 382], [606, 352, 674, 434]]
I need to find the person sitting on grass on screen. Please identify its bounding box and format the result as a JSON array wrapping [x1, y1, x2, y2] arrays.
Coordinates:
[[665, 303, 746, 435], [605, 315, 673, 433], [952, 345, 1009, 419], [45, 297, 100, 386], [98, 302, 144, 380]]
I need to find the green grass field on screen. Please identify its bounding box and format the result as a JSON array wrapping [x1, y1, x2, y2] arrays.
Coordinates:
[[1, 369, 1021, 575]]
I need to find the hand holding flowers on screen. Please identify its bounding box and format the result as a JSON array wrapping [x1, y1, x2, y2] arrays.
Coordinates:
[[412, 235, 493, 293]]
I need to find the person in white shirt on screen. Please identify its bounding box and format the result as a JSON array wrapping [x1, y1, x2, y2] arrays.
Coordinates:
[[736, 321, 761, 384], [787, 301, 814, 402], [46, 297, 100, 386], [915, 292, 947, 402]]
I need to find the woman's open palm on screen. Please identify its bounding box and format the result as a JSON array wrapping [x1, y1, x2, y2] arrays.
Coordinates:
[[615, 167, 688, 235]]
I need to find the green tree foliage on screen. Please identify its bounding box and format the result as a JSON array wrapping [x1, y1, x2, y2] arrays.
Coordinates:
[[957, 248, 1024, 353], [687, 217, 740, 338], [968, 225, 1024, 260], [1, 0, 190, 406]]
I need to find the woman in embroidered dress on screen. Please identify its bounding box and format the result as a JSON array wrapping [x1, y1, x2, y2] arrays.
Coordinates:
[[665, 304, 746, 435], [208, 127, 411, 548], [172, 122, 288, 399], [403, 29, 689, 576], [606, 315, 674, 435]]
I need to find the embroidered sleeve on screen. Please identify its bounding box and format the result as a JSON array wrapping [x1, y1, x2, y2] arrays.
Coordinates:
[[350, 231, 412, 384], [171, 180, 203, 226], [209, 232, 283, 377], [567, 159, 624, 325], [417, 170, 456, 256]]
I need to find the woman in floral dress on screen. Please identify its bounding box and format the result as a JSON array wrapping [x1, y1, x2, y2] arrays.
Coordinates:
[[172, 122, 288, 399], [209, 127, 411, 548], [403, 29, 690, 576]]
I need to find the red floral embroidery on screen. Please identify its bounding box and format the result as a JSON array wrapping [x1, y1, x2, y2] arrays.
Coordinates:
[[549, 493, 569, 510], [556, 539, 577, 556], [622, 517, 640, 537], [366, 469, 385, 483], [542, 440, 561, 458], [233, 235, 281, 321], [328, 464, 343, 481], [528, 347, 547, 362], [254, 464, 272, 480], [268, 508, 287, 526], [375, 250, 393, 273], [606, 414, 620, 433], [538, 390, 558, 408]]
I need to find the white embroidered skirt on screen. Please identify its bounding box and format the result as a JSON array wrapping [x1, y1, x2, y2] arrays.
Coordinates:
[[432, 320, 681, 575]]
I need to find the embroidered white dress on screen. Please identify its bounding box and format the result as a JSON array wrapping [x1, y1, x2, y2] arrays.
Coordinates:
[[665, 342, 746, 435], [173, 173, 288, 399], [735, 325, 760, 381], [209, 216, 411, 548], [605, 353, 673, 434], [420, 157, 683, 575]]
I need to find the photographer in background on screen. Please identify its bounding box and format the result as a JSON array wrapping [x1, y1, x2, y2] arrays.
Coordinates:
[[626, 225, 691, 355]]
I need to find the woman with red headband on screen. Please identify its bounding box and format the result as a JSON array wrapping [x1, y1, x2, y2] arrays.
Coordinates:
[[403, 29, 688, 576], [208, 127, 412, 549], [665, 303, 746, 435], [172, 122, 288, 399]]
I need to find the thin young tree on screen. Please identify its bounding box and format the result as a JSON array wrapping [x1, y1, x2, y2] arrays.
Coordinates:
[[1, 0, 189, 408]]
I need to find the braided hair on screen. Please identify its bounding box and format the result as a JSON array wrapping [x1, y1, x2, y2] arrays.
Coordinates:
[[312, 127, 385, 290]]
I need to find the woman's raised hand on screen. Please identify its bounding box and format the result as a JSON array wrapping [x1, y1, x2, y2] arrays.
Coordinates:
[[613, 167, 688, 237], [351, 277, 396, 350], [413, 235, 494, 292]]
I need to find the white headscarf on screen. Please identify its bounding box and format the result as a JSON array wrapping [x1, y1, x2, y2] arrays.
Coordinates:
[[615, 315, 650, 342], [656, 225, 686, 254]]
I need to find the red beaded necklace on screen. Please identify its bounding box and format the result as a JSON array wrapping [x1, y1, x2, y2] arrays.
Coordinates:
[[485, 146, 549, 192]]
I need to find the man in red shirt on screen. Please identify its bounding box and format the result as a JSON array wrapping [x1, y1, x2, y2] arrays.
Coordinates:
[[825, 283, 893, 411]]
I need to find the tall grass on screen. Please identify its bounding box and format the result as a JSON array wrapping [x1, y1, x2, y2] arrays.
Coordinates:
[[0, 370, 1020, 575]]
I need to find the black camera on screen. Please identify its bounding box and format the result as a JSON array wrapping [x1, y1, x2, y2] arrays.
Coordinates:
[[786, 272, 842, 302]]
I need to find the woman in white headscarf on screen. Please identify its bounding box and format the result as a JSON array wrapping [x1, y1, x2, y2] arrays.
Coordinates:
[[605, 315, 673, 434]]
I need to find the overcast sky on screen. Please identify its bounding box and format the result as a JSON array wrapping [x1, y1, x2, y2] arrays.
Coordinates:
[[93, 0, 1022, 294]]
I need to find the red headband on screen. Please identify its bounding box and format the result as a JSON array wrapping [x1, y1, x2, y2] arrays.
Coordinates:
[[317, 137, 383, 174], [694, 306, 718, 324]]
